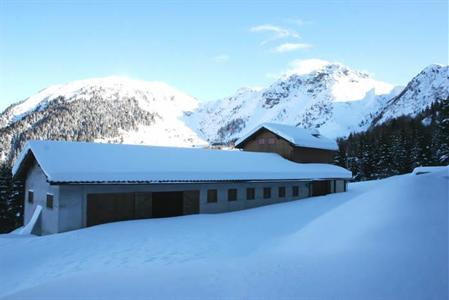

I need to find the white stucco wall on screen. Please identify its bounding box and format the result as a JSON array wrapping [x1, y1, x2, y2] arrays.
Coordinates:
[[24, 163, 59, 235]]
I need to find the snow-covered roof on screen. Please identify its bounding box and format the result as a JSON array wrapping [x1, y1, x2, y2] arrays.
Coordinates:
[[235, 123, 339, 151], [13, 140, 351, 183], [412, 166, 448, 175]]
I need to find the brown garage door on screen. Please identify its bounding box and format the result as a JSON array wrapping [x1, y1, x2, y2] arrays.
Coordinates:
[[87, 193, 135, 227], [152, 192, 184, 218], [311, 181, 331, 196]]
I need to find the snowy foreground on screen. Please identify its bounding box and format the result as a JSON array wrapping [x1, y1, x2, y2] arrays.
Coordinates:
[[1, 170, 448, 299]]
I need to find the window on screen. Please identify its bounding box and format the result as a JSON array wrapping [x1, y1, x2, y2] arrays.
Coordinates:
[[268, 138, 276, 144], [292, 186, 299, 197], [278, 186, 286, 198], [246, 188, 255, 200], [228, 189, 237, 201], [263, 187, 271, 199], [28, 191, 34, 204], [46, 194, 54, 209], [207, 189, 218, 203], [257, 138, 265, 145]]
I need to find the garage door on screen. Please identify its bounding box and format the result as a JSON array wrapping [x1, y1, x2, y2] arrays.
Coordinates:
[[152, 192, 184, 218], [87, 193, 135, 227], [311, 181, 331, 196]]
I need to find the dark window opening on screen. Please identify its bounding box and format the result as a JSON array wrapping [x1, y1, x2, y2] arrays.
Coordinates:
[[263, 187, 271, 199], [292, 186, 299, 197], [278, 187, 286, 198], [257, 138, 265, 145], [228, 189, 237, 201], [207, 189, 218, 203], [246, 188, 255, 200], [268, 138, 276, 144], [28, 191, 34, 204], [46, 194, 54, 209]]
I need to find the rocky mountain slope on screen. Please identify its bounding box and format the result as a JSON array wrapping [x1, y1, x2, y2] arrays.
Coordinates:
[[187, 63, 448, 143], [0, 63, 447, 165]]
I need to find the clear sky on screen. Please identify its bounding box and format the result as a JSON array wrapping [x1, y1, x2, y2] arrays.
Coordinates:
[[0, 0, 447, 111]]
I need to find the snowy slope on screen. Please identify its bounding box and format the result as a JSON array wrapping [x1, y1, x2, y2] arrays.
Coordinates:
[[0, 76, 206, 163], [186, 61, 400, 142], [1, 169, 447, 299]]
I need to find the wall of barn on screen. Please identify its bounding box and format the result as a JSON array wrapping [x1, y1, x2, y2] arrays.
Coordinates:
[[24, 163, 60, 235], [57, 181, 313, 231], [291, 147, 336, 163], [55, 179, 346, 233], [240, 129, 294, 159], [198, 181, 310, 213]]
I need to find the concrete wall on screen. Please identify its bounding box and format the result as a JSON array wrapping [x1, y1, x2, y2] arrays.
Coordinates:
[[24, 163, 59, 235]]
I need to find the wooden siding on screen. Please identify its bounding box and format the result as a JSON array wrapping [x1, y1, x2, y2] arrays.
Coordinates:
[[183, 190, 200, 215], [291, 147, 335, 163], [238, 128, 336, 163], [239, 129, 294, 159]]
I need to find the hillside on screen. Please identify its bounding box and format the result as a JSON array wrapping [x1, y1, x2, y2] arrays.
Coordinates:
[[0, 76, 205, 164], [1, 168, 447, 299]]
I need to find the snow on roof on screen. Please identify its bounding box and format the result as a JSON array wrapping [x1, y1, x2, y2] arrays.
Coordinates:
[[13, 140, 351, 183], [235, 123, 339, 151], [412, 166, 448, 175]]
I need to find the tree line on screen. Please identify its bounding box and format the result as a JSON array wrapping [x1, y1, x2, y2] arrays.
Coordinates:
[[335, 98, 449, 180]]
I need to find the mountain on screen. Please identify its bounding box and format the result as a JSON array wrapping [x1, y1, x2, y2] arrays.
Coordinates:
[[188, 63, 448, 144], [1, 63, 448, 165], [0, 76, 205, 164], [371, 64, 449, 126]]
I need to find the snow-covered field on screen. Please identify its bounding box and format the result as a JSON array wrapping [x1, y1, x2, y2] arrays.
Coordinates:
[[1, 169, 448, 299]]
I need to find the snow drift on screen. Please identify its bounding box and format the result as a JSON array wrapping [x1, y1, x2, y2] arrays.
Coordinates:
[[0, 168, 447, 299]]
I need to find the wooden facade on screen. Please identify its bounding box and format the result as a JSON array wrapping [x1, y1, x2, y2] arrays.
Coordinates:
[[86, 191, 200, 226], [237, 128, 336, 163]]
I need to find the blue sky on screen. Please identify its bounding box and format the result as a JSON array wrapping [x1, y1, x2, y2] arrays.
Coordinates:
[[0, 0, 447, 110]]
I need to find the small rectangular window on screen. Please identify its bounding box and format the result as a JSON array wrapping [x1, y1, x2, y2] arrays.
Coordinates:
[[228, 189, 237, 201], [292, 186, 299, 197], [268, 138, 276, 144], [278, 186, 286, 198], [46, 194, 54, 209], [263, 187, 271, 199], [246, 188, 255, 200], [28, 191, 34, 204], [257, 138, 265, 145], [207, 189, 218, 203]]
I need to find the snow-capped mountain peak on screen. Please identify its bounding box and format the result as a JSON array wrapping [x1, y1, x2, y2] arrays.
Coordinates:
[[0, 63, 447, 164], [188, 61, 400, 142]]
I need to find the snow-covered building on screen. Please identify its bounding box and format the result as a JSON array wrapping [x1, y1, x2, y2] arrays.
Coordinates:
[[235, 123, 339, 163], [13, 131, 351, 235]]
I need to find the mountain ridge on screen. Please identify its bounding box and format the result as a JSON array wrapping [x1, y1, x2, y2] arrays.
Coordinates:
[[1, 62, 447, 165]]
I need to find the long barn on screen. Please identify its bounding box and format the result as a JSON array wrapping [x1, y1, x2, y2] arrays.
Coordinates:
[[13, 123, 352, 235]]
